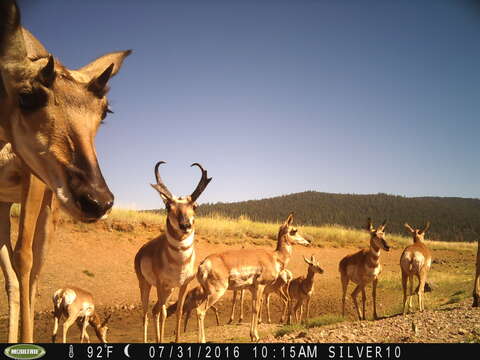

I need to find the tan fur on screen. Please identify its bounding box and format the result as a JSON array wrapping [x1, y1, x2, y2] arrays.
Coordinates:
[[195, 213, 310, 342], [259, 269, 293, 324], [473, 240, 480, 307], [51, 286, 111, 343], [287, 256, 324, 324], [339, 218, 390, 320], [134, 162, 211, 343], [0, 1, 130, 342], [401, 222, 433, 313]]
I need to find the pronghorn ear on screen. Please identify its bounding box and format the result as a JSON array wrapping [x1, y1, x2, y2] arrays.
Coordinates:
[[150, 184, 171, 205], [0, 1, 27, 62], [366, 217, 374, 232], [303, 256, 311, 265], [420, 221, 430, 235], [378, 219, 387, 231], [78, 50, 132, 80], [404, 223, 415, 233]]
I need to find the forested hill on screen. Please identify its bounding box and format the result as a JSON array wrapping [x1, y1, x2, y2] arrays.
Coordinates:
[[195, 192, 480, 242]]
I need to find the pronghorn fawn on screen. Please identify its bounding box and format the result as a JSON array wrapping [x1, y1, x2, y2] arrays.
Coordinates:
[[287, 256, 324, 324], [166, 286, 220, 333], [0, 1, 130, 342], [51, 287, 111, 343], [134, 161, 212, 343], [259, 269, 293, 324], [196, 213, 310, 342], [401, 222, 433, 313], [474, 240, 480, 307], [339, 218, 390, 320]]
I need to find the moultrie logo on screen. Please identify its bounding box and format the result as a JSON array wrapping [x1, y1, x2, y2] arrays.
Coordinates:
[[3, 344, 46, 360]]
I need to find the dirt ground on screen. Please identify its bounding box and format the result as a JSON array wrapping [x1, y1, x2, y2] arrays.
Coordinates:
[[0, 220, 476, 343]]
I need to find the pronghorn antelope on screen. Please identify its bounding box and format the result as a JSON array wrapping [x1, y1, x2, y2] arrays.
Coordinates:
[[401, 222, 433, 313], [0, 1, 130, 342], [339, 218, 390, 320], [51, 287, 111, 343], [259, 268, 293, 324], [196, 213, 310, 342], [474, 240, 480, 307], [287, 256, 323, 324], [166, 286, 220, 333], [134, 161, 212, 343]]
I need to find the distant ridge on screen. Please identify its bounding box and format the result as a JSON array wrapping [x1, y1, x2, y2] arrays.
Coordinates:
[[191, 191, 480, 242]]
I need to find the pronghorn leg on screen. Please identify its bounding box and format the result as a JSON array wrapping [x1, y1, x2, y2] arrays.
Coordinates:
[[80, 316, 89, 343], [175, 282, 190, 342], [183, 309, 191, 333], [139, 278, 152, 343], [14, 174, 46, 343], [264, 293, 272, 324], [372, 279, 379, 320], [305, 296, 311, 321], [408, 274, 414, 309], [29, 190, 57, 333], [239, 289, 245, 323], [62, 315, 77, 343], [0, 202, 20, 343], [154, 284, 173, 343], [212, 305, 220, 326], [402, 271, 409, 314], [293, 300, 302, 323], [51, 312, 60, 343], [418, 270, 427, 312], [340, 273, 349, 317], [196, 287, 227, 343], [250, 284, 265, 342], [298, 304, 304, 323], [361, 288, 366, 320], [351, 284, 363, 320], [279, 286, 289, 323], [228, 290, 237, 324]]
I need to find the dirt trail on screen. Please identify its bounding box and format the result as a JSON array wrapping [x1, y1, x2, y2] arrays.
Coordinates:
[[0, 220, 476, 343]]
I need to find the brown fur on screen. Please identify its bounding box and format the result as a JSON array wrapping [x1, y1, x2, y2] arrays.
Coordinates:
[[339, 218, 390, 320], [472, 240, 480, 307], [400, 222, 432, 313], [195, 213, 310, 342], [0, 1, 130, 342]]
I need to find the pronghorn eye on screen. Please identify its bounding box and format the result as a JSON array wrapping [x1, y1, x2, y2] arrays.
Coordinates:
[[290, 229, 297, 235], [18, 89, 48, 111]]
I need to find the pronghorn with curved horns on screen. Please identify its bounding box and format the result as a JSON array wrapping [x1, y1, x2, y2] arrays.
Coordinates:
[[0, 1, 130, 342], [339, 218, 390, 320], [195, 213, 310, 342], [134, 161, 212, 343], [401, 222, 432, 313]]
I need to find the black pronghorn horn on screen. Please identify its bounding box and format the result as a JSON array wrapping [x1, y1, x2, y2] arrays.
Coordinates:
[[190, 163, 212, 202], [151, 161, 173, 201]]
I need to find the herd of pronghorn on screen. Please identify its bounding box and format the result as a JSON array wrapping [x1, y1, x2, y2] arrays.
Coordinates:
[[0, 0, 479, 344]]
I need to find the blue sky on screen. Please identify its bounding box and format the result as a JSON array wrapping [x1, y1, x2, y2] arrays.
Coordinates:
[[20, 0, 480, 209]]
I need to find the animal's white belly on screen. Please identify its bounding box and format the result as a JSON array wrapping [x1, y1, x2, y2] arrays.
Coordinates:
[[228, 266, 262, 289]]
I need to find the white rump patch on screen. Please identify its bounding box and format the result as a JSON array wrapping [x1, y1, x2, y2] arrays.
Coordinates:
[[63, 289, 77, 305]]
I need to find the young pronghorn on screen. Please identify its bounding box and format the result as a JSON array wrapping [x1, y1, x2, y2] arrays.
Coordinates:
[[401, 222, 433, 313], [287, 256, 324, 324], [196, 213, 310, 342], [134, 161, 211, 343], [51, 287, 111, 343], [339, 218, 390, 320], [259, 269, 293, 324], [0, 1, 130, 342], [166, 286, 220, 333]]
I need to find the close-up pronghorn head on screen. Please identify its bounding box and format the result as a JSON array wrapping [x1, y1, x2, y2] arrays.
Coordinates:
[[151, 161, 212, 237], [366, 217, 390, 251], [0, 1, 130, 222], [278, 213, 311, 246], [404, 221, 430, 243]]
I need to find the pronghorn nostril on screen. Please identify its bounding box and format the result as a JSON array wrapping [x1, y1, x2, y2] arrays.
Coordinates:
[[77, 193, 110, 219]]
